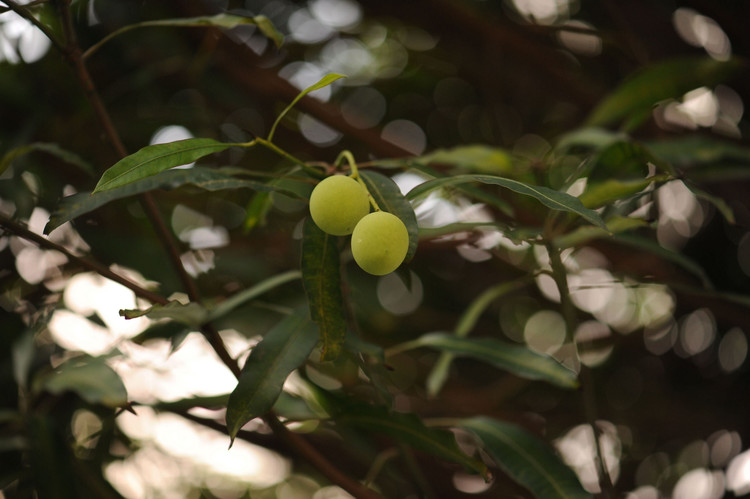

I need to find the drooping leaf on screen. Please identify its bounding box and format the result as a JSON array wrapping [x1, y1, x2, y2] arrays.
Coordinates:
[[301, 218, 347, 361], [586, 56, 742, 130], [225, 313, 319, 442], [83, 13, 283, 59], [579, 175, 671, 209], [462, 417, 592, 499], [360, 170, 419, 262], [611, 233, 713, 288], [0, 142, 95, 177], [120, 301, 208, 326], [46, 166, 301, 234], [406, 174, 606, 229], [40, 357, 128, 408], [426, 278, 533, 397], [684, 182, 736, 224], [394, 333, 578, 389], [267, 73, 346, 142], [92, 138, 244, 193], [336, 402, 488, 479]]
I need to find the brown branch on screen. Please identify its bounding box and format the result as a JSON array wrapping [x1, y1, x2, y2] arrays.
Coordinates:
[[0, 214, 168, 306]]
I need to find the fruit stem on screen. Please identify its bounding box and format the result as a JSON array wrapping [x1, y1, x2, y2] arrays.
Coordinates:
[[336, 150, 382, 211]]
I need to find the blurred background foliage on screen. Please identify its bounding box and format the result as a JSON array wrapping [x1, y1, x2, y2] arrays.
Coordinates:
[[1, 0, 750, 497]]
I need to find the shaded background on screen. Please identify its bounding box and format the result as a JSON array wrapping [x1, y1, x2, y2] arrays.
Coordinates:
[[1, 0, 750, 497]]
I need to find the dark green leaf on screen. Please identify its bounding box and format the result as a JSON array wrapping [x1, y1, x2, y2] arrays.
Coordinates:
[[0, 142, 95, 177], [225, 313, 319, 442], [336, 402, 488, 479], [120, 301, 208, 326], [40, 357, 128, 407], [462, 417, 592, 499], [612, 233, 713, 288], [268, 73, 346, 141], [360, 170, 419, 262], [588, 141, 675, 183], [301, 219, 347, 361], [84, 13, 283, 59], [406, 174, 606, 229], [46, 166, 300, 234], [554, 216, 649, 249], [93, 139, 242, 193], [586, 56, 742, 129], [395, 333, 578, 389], [579, 175, 671, 209]]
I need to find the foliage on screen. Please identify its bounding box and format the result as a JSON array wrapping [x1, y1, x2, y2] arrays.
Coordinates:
[[1, 1, 749, 498]]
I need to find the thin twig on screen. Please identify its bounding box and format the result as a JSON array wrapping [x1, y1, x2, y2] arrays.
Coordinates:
[[545, 241, 615, 497], [0, 214, 168, 305]]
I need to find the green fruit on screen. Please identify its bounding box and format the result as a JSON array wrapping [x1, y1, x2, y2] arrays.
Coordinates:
[[309, 175, 370, 236], [351, 211, 409, 275]]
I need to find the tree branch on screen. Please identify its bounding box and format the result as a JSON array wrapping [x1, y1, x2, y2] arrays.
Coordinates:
[[0, 214, 168, 306]]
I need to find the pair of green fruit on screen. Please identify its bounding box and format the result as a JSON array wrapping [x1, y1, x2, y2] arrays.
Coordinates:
[[309, 175, 409, 275]]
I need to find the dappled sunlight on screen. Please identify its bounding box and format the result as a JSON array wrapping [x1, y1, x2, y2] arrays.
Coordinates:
[[0, 8, 51, 64], [556, 421, 621, 493]]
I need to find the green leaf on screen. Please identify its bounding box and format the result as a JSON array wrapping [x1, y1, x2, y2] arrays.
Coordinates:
[[417, 144, 513, 175], [268, 73, 346, 142], [684, 183, 736, 224], [243, 191, 273, 232], [301, 219, 347, 361], [0, 142, 95, 177], [426, 278, 533, 397], [46, 166, 300, 234], [588, 141, 675, 182], [360, 170, 419, 262], [462, 417, 592, 499], [612, 233, 713, 288], [40, 357, 128, 408], [84, 13, 283, 59], [586, 56, 742, 129], [553, 127, 626, 153], [554, 216, 649, 249], [406, 174, 606, 229], [579, 175, 671, 209], [93, 138, 243, 193], [336, 402, 488, 479], [120, 301, 208, 326], [394, 333, 579, 389], [225, 313, 319, 442]]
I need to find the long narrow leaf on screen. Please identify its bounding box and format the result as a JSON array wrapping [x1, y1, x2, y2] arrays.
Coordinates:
[[267, 73, 346, 141], [426, 278, 533, 397], [46, 166, 300, 234], [360, 170, 419, 262], [93, 138, 244, 193], [336, 402, 488, 479], [225, 313, 319, 443], [406, 174, 606, 229], [395, 333, 578, 389], [301, 218, 347, 361], [586, 56, 741, 129], [0, 142, 95, 177], [84, 13, 283, 59], [462, 417, 592, 499]]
